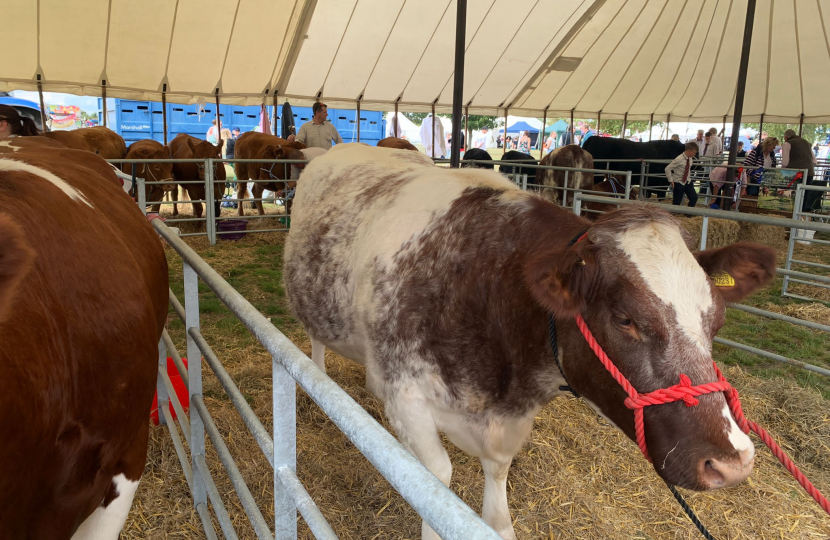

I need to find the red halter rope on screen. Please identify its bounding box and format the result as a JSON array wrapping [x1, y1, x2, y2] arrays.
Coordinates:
[[573, 313, 830, 516]]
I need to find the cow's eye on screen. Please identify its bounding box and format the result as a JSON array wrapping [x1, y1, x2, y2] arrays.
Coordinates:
[[615, 316, 632, 327]]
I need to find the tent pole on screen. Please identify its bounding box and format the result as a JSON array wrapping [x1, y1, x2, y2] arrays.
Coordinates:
[[356, 97, 361, 142], [504, 107, 509, 156], [541, 107, 547, 152], [570, 108, 574, 144], [648, 113, 653, 141], [620, 112, 627, 138], [395, 99, 399, 138], [665, 114, 670, 139], [162, 86, 168, 145], [722, 115, 727, 138], [464, 105, 469, 151], [758, 113, 764, 145], [102, 81, 107, 128], [798, 113, 804, 137], [431, 101, 436, 159], [273, 91, 278, 136], [215, 90, 222, 144], [450, 0, 466, 168], [36, 76, 47, 131], [596, 110, 601, 137], [728, 0, 756, 168]]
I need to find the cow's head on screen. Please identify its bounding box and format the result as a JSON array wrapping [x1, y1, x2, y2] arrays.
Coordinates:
[[259, 145, 305, 181], [186, 138, 226, 182], [145, 145, 175, 192], [526, 205, 776, 491]]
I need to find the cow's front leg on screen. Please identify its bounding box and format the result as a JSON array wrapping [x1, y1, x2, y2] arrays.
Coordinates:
[[481, 457, 517, 540]]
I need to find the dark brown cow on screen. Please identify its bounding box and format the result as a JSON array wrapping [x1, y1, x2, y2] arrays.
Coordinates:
[[43, 126, 127, 159], [233, 131, 306, 216], [377, 137, 418, 151], [122, 140, 175, 212], [538, 144, 594, 206], [168, 133, 226, 218], [0, 147, 168, 539], [284, 144, 776, 540], [582, 176, 630, 220]]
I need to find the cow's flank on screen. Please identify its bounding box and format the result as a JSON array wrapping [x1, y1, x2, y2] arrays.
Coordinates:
[[284, 144, 774, 540]]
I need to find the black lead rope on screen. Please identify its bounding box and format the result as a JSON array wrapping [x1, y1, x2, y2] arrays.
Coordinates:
[[547, 229, 718, 540]]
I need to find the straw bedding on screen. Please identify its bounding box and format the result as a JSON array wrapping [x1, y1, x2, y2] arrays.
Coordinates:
[[123, 207, 830, 540]]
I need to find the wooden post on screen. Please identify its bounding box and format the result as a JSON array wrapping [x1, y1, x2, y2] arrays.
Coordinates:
[[541, 107, 547, 153], [798, 113, 804, 137], [102, 81, 108, 128], [36, 76, 47, 131], [394, 99, 400, 138], [648, 114, 653, 141], [570, 108, 574, 144], [665, 114, 670, 139], [758, 113, 764, 145], [596, 111, 602, 138], [449, 0, 466, 168], [464, 105, 469, 150], [162, 85, 168, 145], [620, 112, 628, 138]]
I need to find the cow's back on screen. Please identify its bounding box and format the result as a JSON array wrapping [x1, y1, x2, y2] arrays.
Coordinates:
[[43, 127, 126, 159], [234, 132, 302, 180], [0, 148, 167, 537], [539, 145, 594, 204]]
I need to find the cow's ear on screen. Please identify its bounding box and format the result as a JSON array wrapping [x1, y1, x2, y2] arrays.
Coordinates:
[[694, 242, 776, 303], [524, 242, 598, 317], [163, 145, 170, 155]]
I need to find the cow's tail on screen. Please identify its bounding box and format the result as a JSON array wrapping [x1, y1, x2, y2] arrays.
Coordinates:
[[0, 213, 35, 324]]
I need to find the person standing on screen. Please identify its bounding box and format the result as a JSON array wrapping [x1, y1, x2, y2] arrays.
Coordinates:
[[419, 114, 446, 158], [288, 102, 343, 150], [0, 105, 40, 140], [781, 129, 822, 213], [666, 142, 699, 207], [559, 124, 572, 147], [692, 130, 705, 155], [473, 128, 490, 150]]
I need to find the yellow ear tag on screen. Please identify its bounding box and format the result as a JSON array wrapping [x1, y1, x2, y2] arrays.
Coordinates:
[[711, 271, 735, 287]]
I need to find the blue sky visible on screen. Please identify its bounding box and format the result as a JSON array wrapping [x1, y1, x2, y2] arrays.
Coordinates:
[[11, 90, 105, 112]]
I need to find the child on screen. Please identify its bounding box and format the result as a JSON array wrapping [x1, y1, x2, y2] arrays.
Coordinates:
[[665, 142, 699, 207]]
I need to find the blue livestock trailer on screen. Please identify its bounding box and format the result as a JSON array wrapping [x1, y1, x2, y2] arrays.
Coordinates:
[[99, 99, 385, 146]]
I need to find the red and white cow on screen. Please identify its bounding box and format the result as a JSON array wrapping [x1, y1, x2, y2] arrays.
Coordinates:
[[284, 144, 776, 540], [0, 147, 168, 539], [538, 144, 595, 207]]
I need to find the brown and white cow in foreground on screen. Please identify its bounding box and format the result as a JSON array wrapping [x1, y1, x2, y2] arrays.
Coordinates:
[[0, 147, 168, 538], [284, 144, 775, 540], [538, 144, 595, 207]]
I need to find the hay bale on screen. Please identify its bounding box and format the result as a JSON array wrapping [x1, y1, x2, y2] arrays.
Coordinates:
[[738, 221, 787, 248], [680, 216, 740, 249]]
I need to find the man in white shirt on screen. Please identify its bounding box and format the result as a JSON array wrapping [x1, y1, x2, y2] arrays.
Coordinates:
[[473, 128, 491, 150], [707, 127, 723, 156], [419, 114, 446, 158], [288, 102, 343, 150], [665, 142, 699, 207]]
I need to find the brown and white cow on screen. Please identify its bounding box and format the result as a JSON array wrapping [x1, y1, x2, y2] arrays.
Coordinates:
[[0, 146, 168, 539], [377, 137, 418, 151], [169, 133, 226, 218], [538, 144, 594, 207], [43, 126, 127, 159], [233, 131, 306, 216], [122, 139, 175, 212], [284, 144, 776, 540]]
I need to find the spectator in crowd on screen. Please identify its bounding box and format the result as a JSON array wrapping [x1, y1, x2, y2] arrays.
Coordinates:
[[742, 137, 779, 201], [518, 131, 531, 154], [736, 141, 746, 158], [419, 113, 446, 158], [671, 134, 681, 142], [504, 135, 514, 150], [474, 128, 491, 150], [707, 127, 723, 156], [543, 131, 556, 154], [0, 105, 40, 139], [692, 129, 705, 155], [288, 102, 343, 150], [559, 125, 572, 146], [666, 142, 699, 207], [206, 119, 222, 144], [781, 129, 822, 213]]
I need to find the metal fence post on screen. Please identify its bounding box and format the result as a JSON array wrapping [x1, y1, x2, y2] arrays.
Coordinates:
[[184, 261, 207, 511], [573, 192, 582, 217], [700, 216, 709, 250], [131, 163, 137, 200], [564, 170, 570, 207], [157, 337, 169, 426], [782, 185, 806, 297], [205, 159, 216, 245], [273, 354, 298, 540], [639, 161, 646, 200], [624, 171, 632, 201], [137, 176, 147, 215], [521, 173, 528, 191]]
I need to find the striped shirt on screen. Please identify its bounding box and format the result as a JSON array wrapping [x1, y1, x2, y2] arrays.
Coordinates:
[[296, 121, 343, 150]]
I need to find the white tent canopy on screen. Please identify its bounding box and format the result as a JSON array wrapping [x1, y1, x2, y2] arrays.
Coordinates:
[[3, 0, 828, 123]]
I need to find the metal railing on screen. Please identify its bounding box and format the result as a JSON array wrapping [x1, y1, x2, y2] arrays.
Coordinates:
[[782, 184, 830, 303], [571, 193, 830, 378], [152, 219, 502, 540]]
